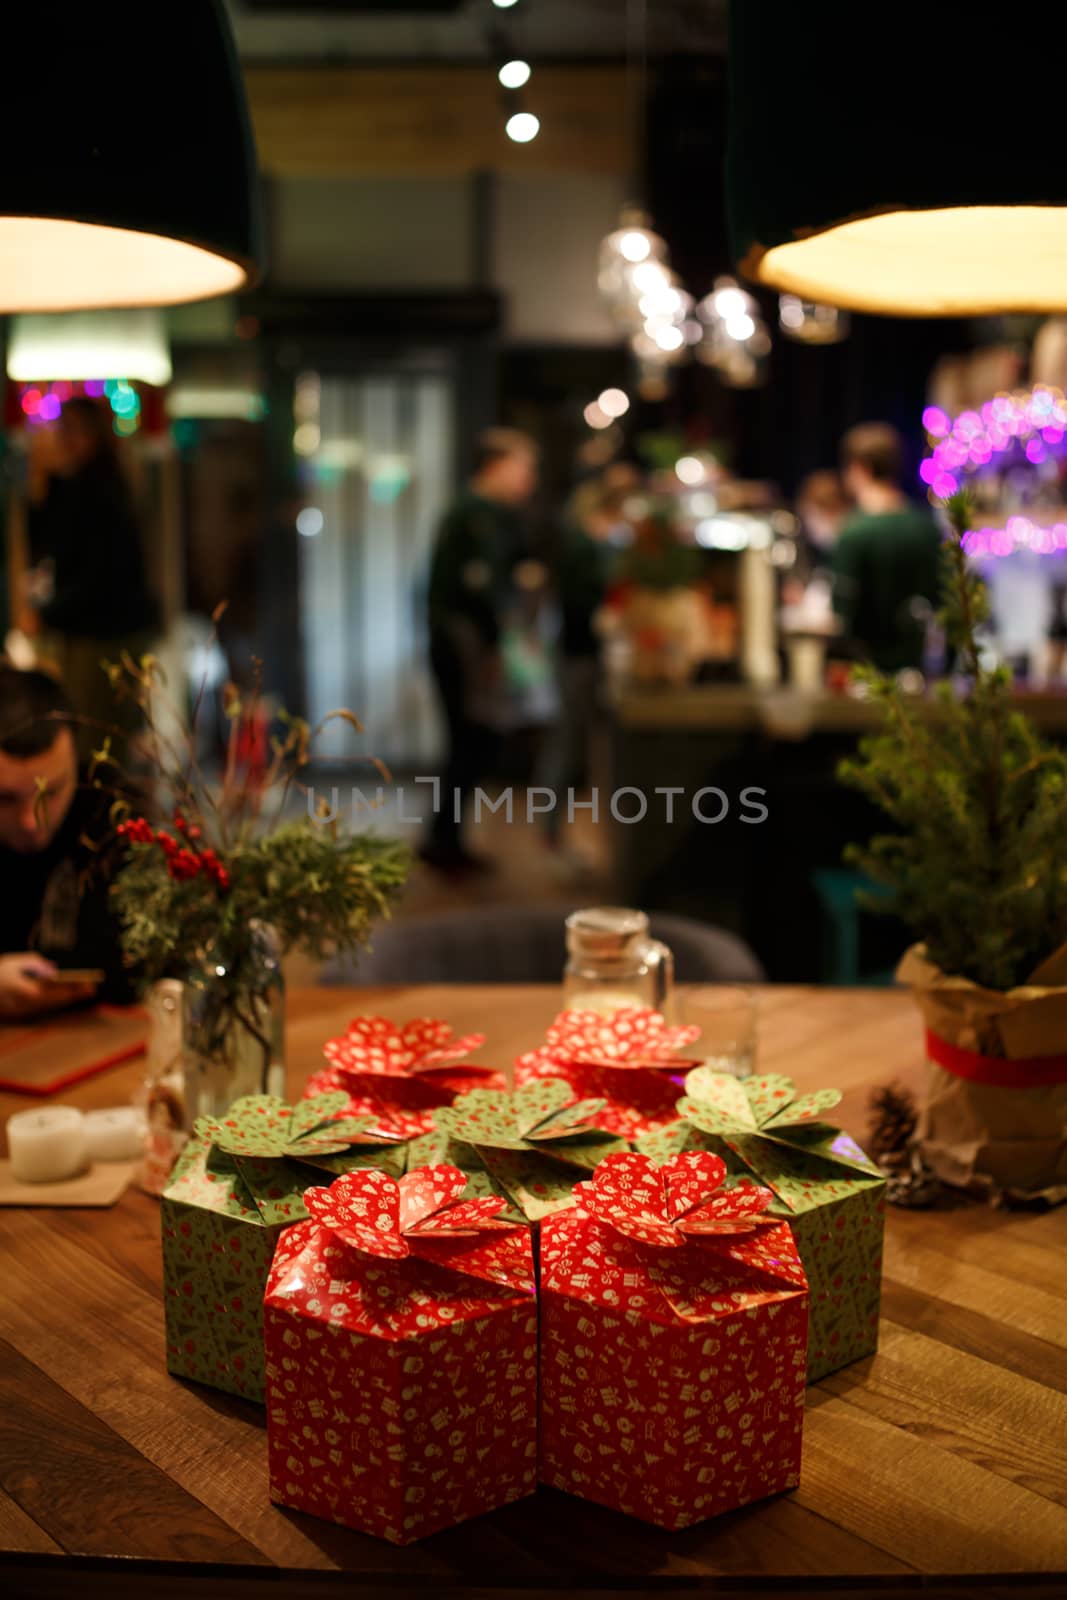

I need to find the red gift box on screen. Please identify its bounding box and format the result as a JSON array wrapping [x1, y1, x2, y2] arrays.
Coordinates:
[[539, 1151, 808, 1530], [264, 1164, 538, 1544], [516, 1007, 702, 1140], [306, 1016, 506, 1134]]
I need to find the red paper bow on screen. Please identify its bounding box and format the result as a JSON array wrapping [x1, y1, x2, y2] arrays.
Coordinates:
[[323, 1016, 488, 1079], [580, 1150, 775, 1250], [303, 1164, 513, 1260], [522, 1007, 702, 1075]]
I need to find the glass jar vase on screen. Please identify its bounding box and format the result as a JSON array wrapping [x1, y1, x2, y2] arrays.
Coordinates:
[[182, 923, 287, 1122], [563, 907, 675, 1020]]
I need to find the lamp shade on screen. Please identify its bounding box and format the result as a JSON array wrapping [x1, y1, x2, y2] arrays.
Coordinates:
[[0, 1, 263, 311], [8, 311, 172, 385], [727, 1, 1067, 317]]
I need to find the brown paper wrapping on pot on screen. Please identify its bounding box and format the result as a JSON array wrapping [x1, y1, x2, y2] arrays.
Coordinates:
[[896, 943, 1067, 1201]]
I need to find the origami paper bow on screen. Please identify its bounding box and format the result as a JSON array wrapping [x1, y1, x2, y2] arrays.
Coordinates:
[[304, 1163, 512, 1259], [580, 1150, 775, 1250], [520, 1007, 702, 1075], [323, 1016, 490, 1079], [679, 1071, 842, 1138], [644, 1068, 880, 1218], [433, 1079, 607, 1155], [196, 1092, 410, 1160]]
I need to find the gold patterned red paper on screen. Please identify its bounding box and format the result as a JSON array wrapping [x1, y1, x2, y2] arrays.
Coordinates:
[[515, 1007, 702, 1139], [264, 1164, 537, 1543], [539, 1151, 808, 1530], [305, 1015, 506, 1134]]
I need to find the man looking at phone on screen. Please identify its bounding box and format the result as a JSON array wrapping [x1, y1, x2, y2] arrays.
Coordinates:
[[0, 664, 132, 1018]]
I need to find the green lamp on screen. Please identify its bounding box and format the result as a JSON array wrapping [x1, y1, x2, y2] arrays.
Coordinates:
[[727, 1, 1067, 317], [0, 1, 263, 311]]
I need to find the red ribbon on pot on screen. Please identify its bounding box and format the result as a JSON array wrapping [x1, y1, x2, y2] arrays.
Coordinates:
[[926, 1029, 1067, 1089]]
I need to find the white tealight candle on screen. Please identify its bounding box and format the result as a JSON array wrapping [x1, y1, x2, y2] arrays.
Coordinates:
[[7, 1106, 87, 1183], [84, 1107, 145, 1163]]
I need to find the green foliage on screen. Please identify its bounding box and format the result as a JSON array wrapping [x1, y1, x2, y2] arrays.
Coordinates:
[[112, 823, 409, 991], [839, 492, 1067, 992], [103, 651, 409, 998]]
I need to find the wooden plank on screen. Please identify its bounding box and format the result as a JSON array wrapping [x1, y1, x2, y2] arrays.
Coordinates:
[[0, 1491, 61, 1557], [891, 1205, 1067, 1299], [0, 1210, 339, 1570], [797, 1392, 1067, 1573], [499, 1485, 913, 1580], [821, 1321, 1067, 1508], [880, 1278, 1067, 1394], [44, 1190, 165, 1301], [245, 65, 631, 178], [0, 1565, 1053, 1600], [0, 1209, 526, 1577], [882, 1232, 1067, 1350], [0, 1338, 262, 1564]]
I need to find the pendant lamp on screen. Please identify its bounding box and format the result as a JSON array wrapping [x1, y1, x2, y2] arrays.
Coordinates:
[[0, 1, 263, 312], [8, 311, 172, 386], [727, 1, 1067, 317]]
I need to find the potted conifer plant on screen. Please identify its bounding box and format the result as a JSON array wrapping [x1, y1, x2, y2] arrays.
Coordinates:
[[840, 492, 1067, 1200]]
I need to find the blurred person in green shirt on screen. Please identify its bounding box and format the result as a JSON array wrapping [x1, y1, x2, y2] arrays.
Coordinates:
[[832, 422, 942, 673], [538, 470, 634, 876], [421, 428, 539, 873]]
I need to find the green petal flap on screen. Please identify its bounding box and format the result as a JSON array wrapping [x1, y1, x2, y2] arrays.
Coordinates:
[[196, 1091, 388, 1161], [434, 1078, 605, 1151]]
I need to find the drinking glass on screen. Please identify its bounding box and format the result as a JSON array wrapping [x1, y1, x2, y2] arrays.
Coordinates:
[[680, 985, 757, 1079]]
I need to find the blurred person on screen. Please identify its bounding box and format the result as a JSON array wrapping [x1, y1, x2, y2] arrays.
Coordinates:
[[781, 469, 852, 616], [0, 665, 134, 1017], [796, 470, 851, 566], [27, 397, 159, 753], [539, 474, 629, 871], [420, 427, 539, 872], [832, 423, 942, 672]]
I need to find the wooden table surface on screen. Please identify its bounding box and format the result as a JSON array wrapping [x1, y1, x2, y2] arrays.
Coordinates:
[[1, 985, 1065, 1600]]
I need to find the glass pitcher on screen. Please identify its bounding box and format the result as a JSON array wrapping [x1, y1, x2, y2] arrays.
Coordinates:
[[563, 907, 675, 1021]]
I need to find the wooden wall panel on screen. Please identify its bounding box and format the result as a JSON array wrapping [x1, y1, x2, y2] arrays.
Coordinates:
[[245, 65, 632, 177]]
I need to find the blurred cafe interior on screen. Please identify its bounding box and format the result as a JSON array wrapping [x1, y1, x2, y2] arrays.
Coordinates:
[[6, 3, 1067, 1593], [4, 0, 1067, 997]]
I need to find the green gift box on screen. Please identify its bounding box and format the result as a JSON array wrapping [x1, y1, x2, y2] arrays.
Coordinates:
[[640, 1070, 886, 1382], [431, 1079, 627, 1222], [161, 1092, 410, 1402]]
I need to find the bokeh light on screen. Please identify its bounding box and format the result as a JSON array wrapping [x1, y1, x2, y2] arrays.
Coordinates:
[[597, 388, 630, 419], [498, 60, 531, 89], [505, 112, 540, 143]]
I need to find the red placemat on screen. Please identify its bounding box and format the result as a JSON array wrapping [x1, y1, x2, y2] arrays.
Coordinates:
[[0, 1007, 147, 1096]]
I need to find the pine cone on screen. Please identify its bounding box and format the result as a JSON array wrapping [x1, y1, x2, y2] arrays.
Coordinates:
[[867, 1081, 919, 1171]]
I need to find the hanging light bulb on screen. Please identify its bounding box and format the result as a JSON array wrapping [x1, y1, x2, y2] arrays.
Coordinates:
[[697, 313, 770, 389], [498, 60, 531, 89], [506, 111, 540, 143], [599, 207, 671, 327], [698, 276, 758, 326], [598, 387, 630, 419], [631, 327, 687, 368], [778, 294, 850, 345]]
